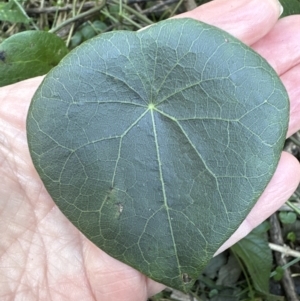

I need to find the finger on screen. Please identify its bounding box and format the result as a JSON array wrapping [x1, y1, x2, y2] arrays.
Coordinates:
[[0, 76, 44, 130], [216, 151, 300, 254], [176, 0, 282, 45], [252, 15, 300, 75], [281, 64, 300, 137], [146, 278, 166, 299]]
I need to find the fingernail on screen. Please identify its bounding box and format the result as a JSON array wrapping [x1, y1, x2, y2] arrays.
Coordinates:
[[277, 0, 284, 16]]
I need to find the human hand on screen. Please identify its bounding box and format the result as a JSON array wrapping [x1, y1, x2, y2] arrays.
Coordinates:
[[1, 0, 300, 300]]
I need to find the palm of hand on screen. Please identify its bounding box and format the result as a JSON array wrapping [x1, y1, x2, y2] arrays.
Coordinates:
[[0, 75, 162, 301], [0, 75, 164, 300], [1, 1, 300, 300]]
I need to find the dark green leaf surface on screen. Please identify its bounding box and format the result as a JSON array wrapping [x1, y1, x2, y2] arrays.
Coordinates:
[[0, 31, 68, 87], [231, 222, 272, 294], [26, 18, 289, 291]]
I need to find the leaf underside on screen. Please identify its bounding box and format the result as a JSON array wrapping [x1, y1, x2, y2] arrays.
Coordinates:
[[27, 18, 289, 291]]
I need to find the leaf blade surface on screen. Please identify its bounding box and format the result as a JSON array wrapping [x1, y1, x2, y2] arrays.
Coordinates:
[[27, 18, 289, 291]]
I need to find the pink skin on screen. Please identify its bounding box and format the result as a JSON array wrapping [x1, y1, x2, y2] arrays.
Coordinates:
[[0, 0, 300, 300]]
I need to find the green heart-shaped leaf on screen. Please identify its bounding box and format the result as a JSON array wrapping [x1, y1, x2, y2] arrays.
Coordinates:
[[27, 18, 289, 291]]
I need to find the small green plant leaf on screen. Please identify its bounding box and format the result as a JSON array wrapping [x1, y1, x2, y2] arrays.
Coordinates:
[[0, 0, 29, 23], [92, 20, 107, 32], [287, 231, 296, 242], [273, 266, 284, 281], [0, 31, 69, 87], [70, 31, 83, 48], [80, 23, 97, 40], [279, 211, 297, 224], [203, 253, 227, 279], [216, 253, 241, 287], [26, 19, 289, 291], [231, 222, 272, 294]]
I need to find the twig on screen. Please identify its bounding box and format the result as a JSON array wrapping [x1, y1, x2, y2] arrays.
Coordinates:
[[295, 190, 300, 199], [111, 0, 153, 25], [121, 14, 143, 28], [280, 203, 300, 212], [119, 2, 154, 25], [26, 2, 94, 14], [145, 0, 180, 20], [270, 257, 300, 278], [286, 201, 300, 215], [66, 0, 85, 47], [169, 0, 184, 17], [101, 9, 120, 26], [269, 243, 300, 258], [170, 288, 195, 301], [289, 136, 300, 147], [133, 3, 143, 13], [12, 0, 39, 30], [141, 0, 178, 15], [269, 214, 299, 301], [49, 1, 106, 34], [26, 0, 160, 14]]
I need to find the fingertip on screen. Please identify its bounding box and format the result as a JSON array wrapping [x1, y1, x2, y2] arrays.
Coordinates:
[[276, 151, 300, 180], [282, 64, 300, 137], [177, 0, 282, 45], [245, 151, 300, 229], [252, 15, 300, 76], [216, 152, 300, 255], [146, 278, 166, 298]]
